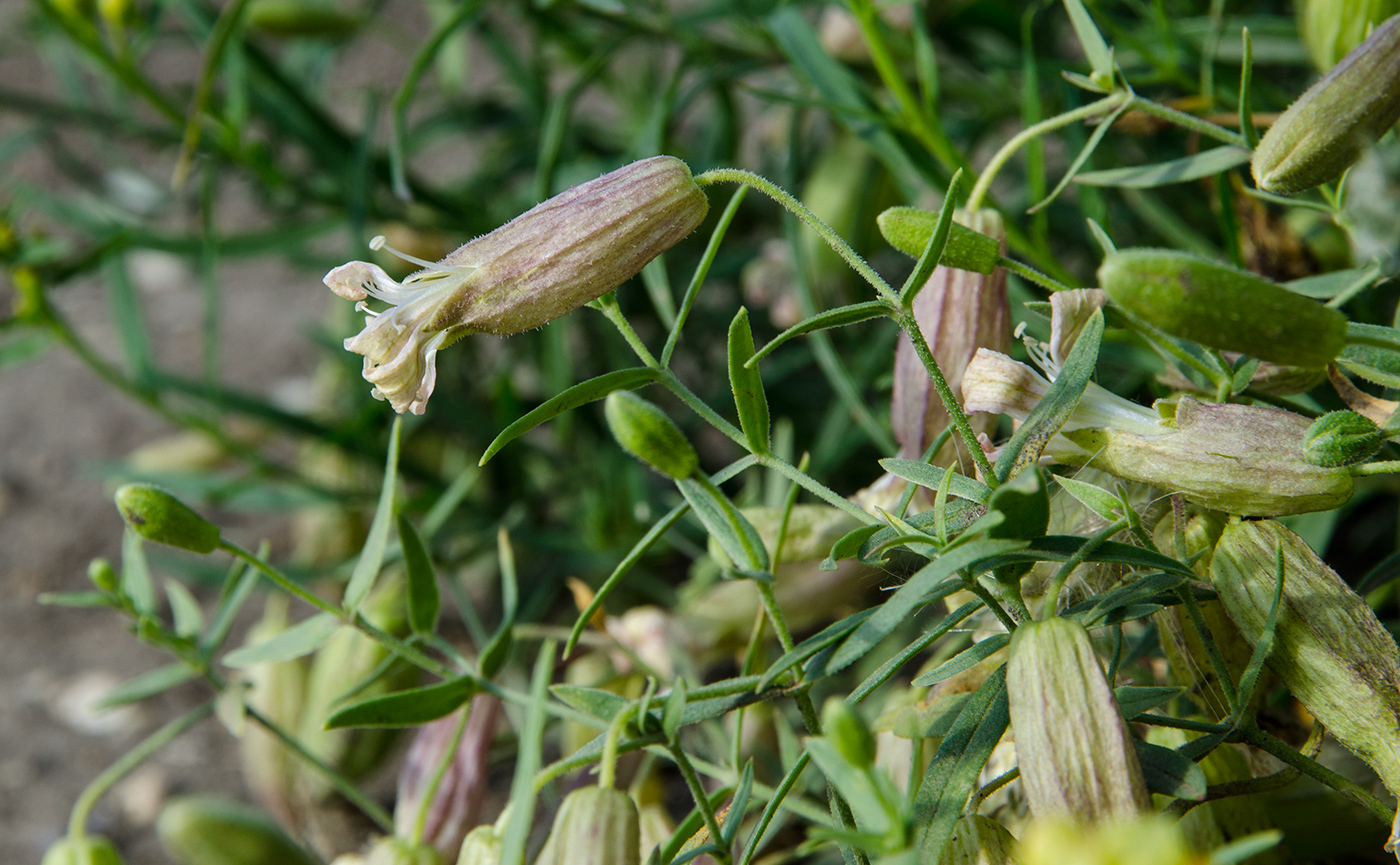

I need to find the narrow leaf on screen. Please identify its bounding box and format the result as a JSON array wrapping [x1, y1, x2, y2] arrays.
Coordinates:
[[397, 512, 440, 635], [728, 308, 770, 453], [821, 524, 883, 570], [550, 685, 628, 722], [676, 477, 770, 574], [500, 641, 555, 865], [1054, 475, 1123, 520], [1115, 685, 1185, 719], [223, 612, 339, 668], [850, 601, 982, 703], [745, 301, 891, 368], [325, 674, 479, 729], [1062, 0, 1115, 84], [758, 609, 877, 691], [878, 459, 992, 504], [479, 526, 518, 680], [1234, 545, 1285, 718], [121, 528, 156, 616], [911, 633, 1010, 686], [165, 578, 205, 638], [480, 368, 662, 466], [1074, 147, 1251, 188], [899, 169, 964, 306], [344, 416, 401, 612], [96, 663, 196, 709], [1134, 740, 1208, 800], [36, 591, 116, 608], [1210, 831, 1284, 865], [1028, 100, 1129, 212]]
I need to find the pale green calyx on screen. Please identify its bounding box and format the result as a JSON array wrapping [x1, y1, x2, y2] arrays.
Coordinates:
[[325, 156, 708, 414]]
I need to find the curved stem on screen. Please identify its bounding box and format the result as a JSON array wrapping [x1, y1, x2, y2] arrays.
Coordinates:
[[600, 704, 636, 790], [69, 701, 214, 839], [1127, 95, 1248, 147], [668, 742, 733, 864], [412, 704, 472, 843], [1242, 724, 1394, 825], [966, 93, 1128, 210], [998, 255, 1077, 293]]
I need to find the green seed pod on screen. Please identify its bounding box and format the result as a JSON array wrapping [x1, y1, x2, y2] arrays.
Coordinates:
[[246, 0, 360, 38], [1304, 409, 1385, 466], [41, 837, 124, 865], [1211, 520, 1400, 834], [876, 206, 1003, 275], [1007, 617, 1151, 824], [532, 787, 641, 865], [1299, 0, 1400, 71], [1253, 14, 1400, 194], [325, 157, 709, 414], [1064, 396, 1354, 517], [156, 797, 320, 865], [936, 814, 1016, 865], [114, 484, 221, 554], [87, 558, 119, 594], [821, 698, 876, 767], [603, 391, 698, 480], [1098, 248, 1348, 367], [365, 838, 444, 865]]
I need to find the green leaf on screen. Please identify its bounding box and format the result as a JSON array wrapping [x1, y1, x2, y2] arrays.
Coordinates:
[[1054, 475, 1123, 521], [96, 663, 196, 710], [1286, 266, 1375, 299], [479, 527, 518, 680], [830, 539, 1027, 674], [36, 591, 116, 608], [1085, 218, 1117, 257], [728, 308, 770, 453], [0, 328, 50, 368], [876, 205, 1001, 275], [1238, 28, 1259, 150], [121, 528, 156, 616], [746, 301, 891, 369], [877, 459, 991, 504], [1209, 831, 1284, 865], [500, 641, 556, 865], [722, 760, 755, 845], [662, 680, 686, 742], [758, 609, 877, 691], [325, 674, 479, 729], [1339, 323, 1400, 388], [850, 601, 982, 703], [222, 612, 339, 668], [1029, 100, 1130, 213], [899, 169, 965, 306], [344, 416, 401, 612], [1134, 740, 1208, 800], [165, 578, 205, 638], [479, 368, 662, 466], [1062, 0, 1115, 85], [821, 524, 884, 571], [397, 512, 439, 635], [1115, 685, 1185, 719], [994, 309, 1104, 482], [1235, 545, 1285, 719], [986, 467, 1050, 541], [913, 667, 1010, 861], [1074, 147, 1251, 188], [676, 477, 770, 575], [805, 737, 894, 836], [912, 633, 1010, 686], [550, 685, 628, 722]]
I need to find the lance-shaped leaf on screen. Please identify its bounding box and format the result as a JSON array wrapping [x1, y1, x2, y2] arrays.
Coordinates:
[[325, 674, 479, 729], [480, 368, 662, 466], [728, 307, 770, 453]]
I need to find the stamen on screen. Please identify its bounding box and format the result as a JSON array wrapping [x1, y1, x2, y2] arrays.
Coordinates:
[[368, 234, 472, 277]]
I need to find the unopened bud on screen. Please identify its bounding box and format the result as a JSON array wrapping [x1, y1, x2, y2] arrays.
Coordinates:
[[532, 787, 641, 865], [156, 797, 320, 865], [246, 0, 361, 37], [41, 837, 124, 865], [1253, 14, 1400, 194], [325, 157, 708, 414], [604, 391, 698, 480], [821, 698, 876, 767], [114, 484, 221, 554], [1007, 617, 1151, 823], [876, 206, 1003, 274], [1304, 409, 1385, 466], [87, 558, 119, 594], [1211, 519, 1400, 848], [1098, 248, 1348, 367]]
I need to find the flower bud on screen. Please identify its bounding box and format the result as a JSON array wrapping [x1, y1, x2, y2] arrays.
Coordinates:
[[532, 787, 641, 865], [1098, 248, 1348, 367], [1006, 617, 1151, 823], [114, 484, 221, 554], [603, 391, 698, 480], [821, 698, 876, 767], [393, 696, 499, 858], [891, 209, 1010, 468], [365, 838, 444, 865], [1211, 518, 1400, 841], [325, 157, 708, 414], [1304, 409, 1385, 466], [87, 558, 119, 594], [246, 0, 361, 38], [1298, 0, 1400, 71], [937, 815, 1016, 865], [876, 206, 1003, 275], [156, 796, 320, 865], [41, 837, 124, 865], [1253, 14, 1400, 194]]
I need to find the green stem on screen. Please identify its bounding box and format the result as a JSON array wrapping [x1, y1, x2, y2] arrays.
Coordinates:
[[412, 704, 472, 844], [1127, 95, 1247, 147], [1174, 585, 1242, 714], [663, 185, 749, 367], [1133, 715, 1231, 734], [998, 255, 1076, 293], [893, 306, 998, 486], [1242, 724, 1394, 825], [753, 455, 877, 525], [693, 169, 897, 304], [595, 295, 660, 368], [1352, 461, 1400, 477], [966, 93, 1129, 210], [600, 704, 636, 789], [669, 742, 733, 865], [244, 705, 395, 831], [69, 701, 214, 839], [1042, 519, 1129, 617]]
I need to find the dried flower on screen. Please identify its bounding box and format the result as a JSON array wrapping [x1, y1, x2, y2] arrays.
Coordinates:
[[325, 157, 708, 414]]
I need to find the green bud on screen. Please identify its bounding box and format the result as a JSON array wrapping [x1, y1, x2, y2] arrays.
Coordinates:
[[156, 796, 320, 865], [532, 787, 641, 865], [365, 837, 444, 865], [1304, 409, 1385, 466], [114, 484, 221, 554], [41, 837, 124, 865], [876, 206, 1003, 275], [1252, 14, 1400, 194], [325, 157, 709, 414], [1098, 248, 1348, 367], [246, 0, 361, 38], [821, 698, 876, 767], [1299, 0, 1400, 71], [1007, 617, 1151, 824], [603, 391, 698, 480], [87, 558, 119, 594]]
